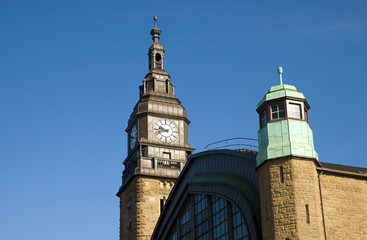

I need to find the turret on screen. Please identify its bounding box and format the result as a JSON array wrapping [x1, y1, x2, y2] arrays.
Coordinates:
[[256, 67, 323, 239], [256, 67, 318, 167]]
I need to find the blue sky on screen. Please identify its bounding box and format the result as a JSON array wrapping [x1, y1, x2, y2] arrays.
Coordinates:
[[1, 1, 366, 239]]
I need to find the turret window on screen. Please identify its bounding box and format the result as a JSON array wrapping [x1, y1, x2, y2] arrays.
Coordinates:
[[261, 109, 268, 127], [304, 108, 308, 122], [258, 99, 309, 128], [271, 103, 285, 119], [288, 103, 302, 119]]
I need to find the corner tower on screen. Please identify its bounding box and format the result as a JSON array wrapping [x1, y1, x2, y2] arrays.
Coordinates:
[[256, 68, 323, 239], [117, 17, 194, 240]]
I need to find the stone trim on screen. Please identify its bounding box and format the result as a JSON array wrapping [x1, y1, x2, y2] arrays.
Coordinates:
[[316, 167, 367, 179]]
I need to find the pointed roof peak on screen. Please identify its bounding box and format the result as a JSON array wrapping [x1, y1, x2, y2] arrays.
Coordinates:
[[277, 67, 283, 85], [150, 16, 161, 43], [256, 67, 307, 109]]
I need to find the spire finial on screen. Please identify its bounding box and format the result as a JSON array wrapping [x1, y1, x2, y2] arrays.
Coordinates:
[[150, 16, 161, 42], [277, 67, 283, 85]]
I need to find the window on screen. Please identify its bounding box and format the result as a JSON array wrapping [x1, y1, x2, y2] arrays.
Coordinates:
[[142, 146, 147, 157], [280, 166, 284, 183], [160, 197, 167, 214], [166, 80, 169, 93], [261, 109, 268, 127], [288, 103, 302, 119], [212, 196, 229, 239], [168, 231, 177, 240], [155, 53, 162, 69], [194, 195, 209, 239], [170, 85, 174, 94], [271, 103, 285, 120], [139, 85, 143, 97], [180, 204, 192, 240], [163, 152, 171, 159], [173, 194, 250, 240], [304, 108, 308, 122], [305, 204, 310, 223], [232, 203, 248, 240]]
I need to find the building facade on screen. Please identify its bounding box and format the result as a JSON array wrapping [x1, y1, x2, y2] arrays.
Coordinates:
[[118, 20, 367, 240]]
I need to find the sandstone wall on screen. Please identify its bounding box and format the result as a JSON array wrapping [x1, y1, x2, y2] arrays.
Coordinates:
[[119, 177, 137, 240], [259, 157, 367, 240], [320, 173, 367, 239], [258, 157, 323, 240], [119, 176, 175, 240], [291, 159, 323, 239], [258, 158, 297, 239]]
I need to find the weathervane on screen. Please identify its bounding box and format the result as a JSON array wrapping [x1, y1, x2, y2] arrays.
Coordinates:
[[278, 67, 283, 85]]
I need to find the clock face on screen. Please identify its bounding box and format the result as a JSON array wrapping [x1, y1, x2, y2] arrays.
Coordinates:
[[154, 119, 178, 143], [129, 125, 137, 150]]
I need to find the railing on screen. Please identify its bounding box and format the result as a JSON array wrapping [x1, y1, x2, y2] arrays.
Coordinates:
[[157, 159, 181, 169], [204, 137, 258, 151]]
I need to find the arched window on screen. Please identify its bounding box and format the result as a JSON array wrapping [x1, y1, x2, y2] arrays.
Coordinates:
[[155, 53, 162, 69], [167, 194, 250, 240]]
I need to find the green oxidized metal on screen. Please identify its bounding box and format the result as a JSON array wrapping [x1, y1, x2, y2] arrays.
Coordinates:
[[256, 83, 318, 167], [257, 84, 305, 109]]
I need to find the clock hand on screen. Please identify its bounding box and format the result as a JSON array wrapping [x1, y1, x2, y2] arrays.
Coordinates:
[[159, 126, 169, 132]]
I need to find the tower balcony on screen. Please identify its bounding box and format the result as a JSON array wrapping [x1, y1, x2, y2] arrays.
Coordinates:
[[122, 157, 185, 186]]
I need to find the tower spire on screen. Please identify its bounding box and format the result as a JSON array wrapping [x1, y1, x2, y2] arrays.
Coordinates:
[[148, 16, 164, 71], [117, 17, 194, 240], [278, 66, 283, 85], [150, 16, 161, 43]]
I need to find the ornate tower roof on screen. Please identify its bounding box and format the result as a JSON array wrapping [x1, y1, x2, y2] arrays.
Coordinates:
[[256, 67, 318, 167], [257, 67, 306, 109], [146, 16, 166, 72], [149, 16, 164, 51]]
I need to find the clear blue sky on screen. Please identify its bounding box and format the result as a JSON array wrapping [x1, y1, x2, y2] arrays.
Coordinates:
[[1, 1, 366, 239]]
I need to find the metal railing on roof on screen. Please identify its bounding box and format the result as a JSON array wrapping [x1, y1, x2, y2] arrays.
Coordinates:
[[204, 137, 258, 152]]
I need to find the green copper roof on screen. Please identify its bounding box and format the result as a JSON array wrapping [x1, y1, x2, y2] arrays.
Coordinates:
[[257, 84, 305, 109]]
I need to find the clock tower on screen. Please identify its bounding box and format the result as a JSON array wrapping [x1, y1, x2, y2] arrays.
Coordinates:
[[116, 17, 194, 240]]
